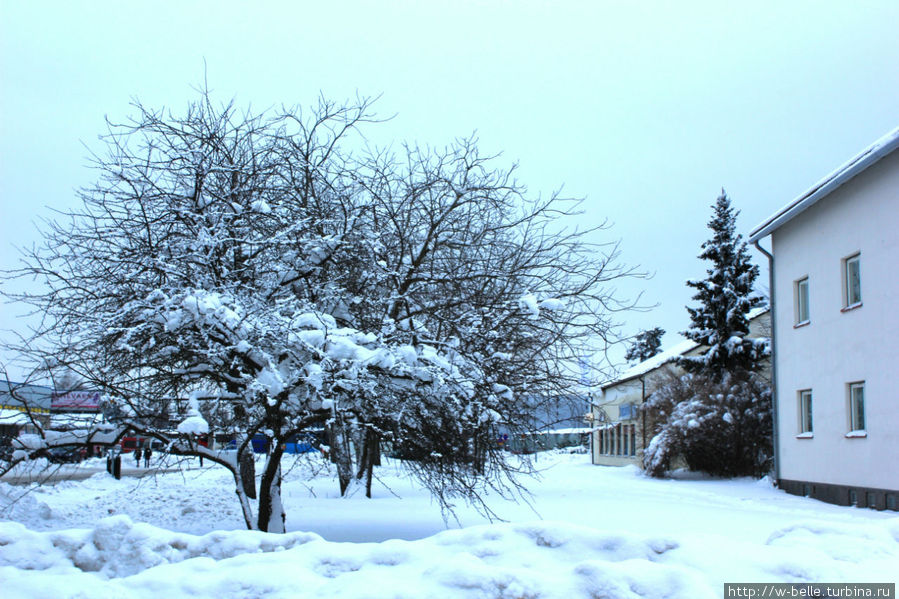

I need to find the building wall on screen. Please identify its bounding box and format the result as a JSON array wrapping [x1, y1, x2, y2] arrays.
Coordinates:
[[771, 150, 899, 494]]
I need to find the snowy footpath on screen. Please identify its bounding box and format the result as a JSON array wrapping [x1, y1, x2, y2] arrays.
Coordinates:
[[1, 452, 897, 598]]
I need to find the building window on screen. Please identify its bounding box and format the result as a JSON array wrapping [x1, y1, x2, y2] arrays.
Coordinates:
[[849, 382, 865, 432], [629, 424, 636, 456], [616, 423, 623, 455], [622, 424, 631, 457], [600, 423, 640, 457], [843, 254, 861, 308], [795, 277, 810, 325], [865, 492, 877, 509], [798, 390, 813, 433]]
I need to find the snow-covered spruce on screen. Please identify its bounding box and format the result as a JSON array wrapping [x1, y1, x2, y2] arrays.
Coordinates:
[[678, 191, 768, 380], [643, 191, 772, 478], [624, 327, 665, 363]]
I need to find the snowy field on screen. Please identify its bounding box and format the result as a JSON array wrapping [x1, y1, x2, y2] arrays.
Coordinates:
[[1, 451, 897, 598]]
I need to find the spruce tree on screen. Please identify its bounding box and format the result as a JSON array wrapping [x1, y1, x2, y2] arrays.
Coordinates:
[[679, 191, 766, 380], [624, 327, 665, 363], [644, 191, 772, 478]]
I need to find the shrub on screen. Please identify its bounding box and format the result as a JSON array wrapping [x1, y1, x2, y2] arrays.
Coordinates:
[[643, 370, 772, 478]]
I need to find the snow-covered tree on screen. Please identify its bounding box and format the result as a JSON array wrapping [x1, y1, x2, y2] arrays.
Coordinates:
[[643, 191, 772, 479], [679, 191, 767, 380], [624, 327, 664, 363], [2, 90, 639, 531]]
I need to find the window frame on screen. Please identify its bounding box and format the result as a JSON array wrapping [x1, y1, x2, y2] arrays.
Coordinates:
[[842, 253, 862, 309], [794, 276, 810, 325], [848, 381, 866, 433], [798, 389, 813, 434]]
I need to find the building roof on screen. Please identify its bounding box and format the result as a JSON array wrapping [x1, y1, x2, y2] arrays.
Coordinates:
[[605, 338, 698, 390], [0, 407, 36, 425], [0, 381, 53, 410], [49, 412, 106, 430], [749, 127, 899, 243], [602, 306, 769, 390]]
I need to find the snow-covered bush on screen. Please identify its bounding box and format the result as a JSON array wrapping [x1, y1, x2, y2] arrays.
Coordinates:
[[643, 370, 772, 478]]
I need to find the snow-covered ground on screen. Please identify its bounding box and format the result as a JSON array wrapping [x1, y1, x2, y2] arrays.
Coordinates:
[[1, 451, 896, 598]]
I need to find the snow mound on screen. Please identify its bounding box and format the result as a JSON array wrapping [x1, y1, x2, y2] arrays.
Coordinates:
[[0, 515, 321, 579], [2, 453, 897, 596], [0, 482, 53, 522], [766, 521, 899, 563], [0, 517, 710, 598]]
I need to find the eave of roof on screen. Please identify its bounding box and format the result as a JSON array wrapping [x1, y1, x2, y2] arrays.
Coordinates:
[[749, 127, 899, 243], [600, 338, 697, 390], [601, 307, 769, 390]]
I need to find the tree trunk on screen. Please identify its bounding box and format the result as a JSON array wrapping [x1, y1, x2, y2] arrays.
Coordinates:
[[353, 425, 364, 466], [239, 447, 256, 499], [355, 429, 379, 498], [371, 431, 381, 466], [331, 418, 354, 496], [473, 429, 486, 475], [364, 430, 378, 498], [232, 468, 258, 531], [328, 421, 339, 464], [256, 441, 286, 533]]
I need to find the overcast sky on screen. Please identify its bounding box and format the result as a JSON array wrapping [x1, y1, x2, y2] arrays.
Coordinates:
[[1, 1, 897, 381]]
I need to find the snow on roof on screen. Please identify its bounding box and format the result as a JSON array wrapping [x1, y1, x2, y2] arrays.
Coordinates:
[[0, 408, 35, 425], [49, 412, 105, 429], [532, 427, 592, 435], [745, 305, 769, 322], [603, 306, 769, 390], [0, 381, 53, 410], [749, 126, 899, 242], [603, 338, 698, 389]]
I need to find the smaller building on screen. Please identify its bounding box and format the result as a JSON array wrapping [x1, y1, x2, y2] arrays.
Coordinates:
[[591, 308, 769, 468], [50, 389, 104, 430], [503, 393, 592, 453], [0, 381, 53, 442], [591, 339, 696, 467], [1, 382, 109, 450]]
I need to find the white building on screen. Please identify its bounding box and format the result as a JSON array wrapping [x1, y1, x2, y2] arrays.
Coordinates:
[[749, 127, 899, 511]]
